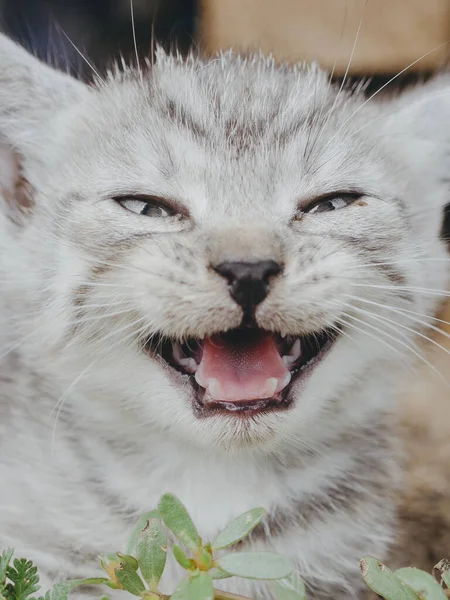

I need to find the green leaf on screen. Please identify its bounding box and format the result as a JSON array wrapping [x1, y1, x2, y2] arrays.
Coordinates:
[[172, 545, 194, 571], [360, 557, 420, 600], [395, 567, 448, 600], [434, 560, 450, 589], [114, 567, 146, 596], [100, 553, 120, 566], [158, 494, 201, 552], [99, 554, 121, 581], [137, 518, 167, 590], [170, 573, 214, 600], [127, 511, 160, 556], [50, 578, 108, 600], [212, 508, 266, 550], [5, 557, 41, 600], [117, 554, 139, 571], [197, 548, 212, 571], [209, 567, 232, 580], [103, 581, 122, 590], [217, 552, 292, 580], [270, 573, 307, 600], [169, 576, 191, 600], [0, 550, 14, 587], [395, 568, 448, 600]]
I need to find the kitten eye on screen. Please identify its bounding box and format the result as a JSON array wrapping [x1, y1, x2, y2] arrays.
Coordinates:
[[115, 196, 176, 217], [301, 193, 362, 216]]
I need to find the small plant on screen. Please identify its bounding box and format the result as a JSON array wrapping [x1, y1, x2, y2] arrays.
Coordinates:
[[0, 493, 304, 600], [1, 493, 449, 600], [360, 555, 450, 600]]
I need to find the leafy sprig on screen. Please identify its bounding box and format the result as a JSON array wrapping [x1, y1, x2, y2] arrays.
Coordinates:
[[1, 493, 450, 600]]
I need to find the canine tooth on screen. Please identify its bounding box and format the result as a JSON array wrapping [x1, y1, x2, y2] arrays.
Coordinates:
[[172, 342, 183, 362], [282, 355, 296, 367], [264, 378, 278, 397], [290, 339, 301, 360], [195, 370, 207, 388], [179, 358, 198, 373], [208, 378, 223, 399], [280, 372, 292, 389]]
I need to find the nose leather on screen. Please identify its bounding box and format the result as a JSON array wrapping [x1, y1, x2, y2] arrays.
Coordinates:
[[214, 260, 282, 311]]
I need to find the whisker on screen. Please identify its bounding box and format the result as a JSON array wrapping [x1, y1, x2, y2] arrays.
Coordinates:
[[338, 314, 408, 364], [350, 304, 450, 362], [341, 310, 449, 386], [323, 39, 450, 151], [349, 282, 450, 297], [130, 0, 144, 88], [65, 313, 148, 351], [49, 359, 99, 451], [55, 24, 102, 81], [347, 257, 450, 270], [307, 2, 367, 164], [343, 293, 450, 330]]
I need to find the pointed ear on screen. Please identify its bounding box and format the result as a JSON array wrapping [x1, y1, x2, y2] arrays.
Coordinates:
[[379, 76, 450, 182], [377, 76, 450, 239], [0, 34, 88, 223]]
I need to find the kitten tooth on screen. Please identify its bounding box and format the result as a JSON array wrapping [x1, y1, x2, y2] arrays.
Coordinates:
[[195, 370, 207, 388], [264, 378, 278, 397], [172, 342, 184, 363], [207, 378, 223, 399], [282, 355, 296, 367], [290, 339, 301, 360], [280, 372, 292, 389], [178, 358, 198, 373]]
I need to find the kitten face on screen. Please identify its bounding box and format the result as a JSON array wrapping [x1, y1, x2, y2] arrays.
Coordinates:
[[1, 43, 449, 451]]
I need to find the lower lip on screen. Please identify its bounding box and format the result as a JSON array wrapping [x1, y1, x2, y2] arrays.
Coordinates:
[[193, 387, 291, 418]]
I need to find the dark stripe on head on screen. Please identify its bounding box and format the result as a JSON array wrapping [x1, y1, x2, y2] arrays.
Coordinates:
[[166, 99, 207, 139]]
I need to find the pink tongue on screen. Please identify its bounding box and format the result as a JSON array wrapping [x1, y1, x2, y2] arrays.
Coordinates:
[[195, 331, 291, 402]]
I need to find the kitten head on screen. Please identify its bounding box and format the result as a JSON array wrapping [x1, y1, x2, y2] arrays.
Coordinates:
[[1, 35, 449, 452]]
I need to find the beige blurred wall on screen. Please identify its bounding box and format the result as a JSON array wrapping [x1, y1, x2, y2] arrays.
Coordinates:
[[200, 0, 450, 75]]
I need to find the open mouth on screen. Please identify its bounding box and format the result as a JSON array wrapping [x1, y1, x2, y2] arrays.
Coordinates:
[[145, 326, 338, 416]]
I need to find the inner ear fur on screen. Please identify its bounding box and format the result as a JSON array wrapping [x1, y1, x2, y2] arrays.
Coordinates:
[[0, 144, 34, 225]]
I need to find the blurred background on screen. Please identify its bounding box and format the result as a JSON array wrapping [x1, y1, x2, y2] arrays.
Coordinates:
[[0, 0, 449, 91]]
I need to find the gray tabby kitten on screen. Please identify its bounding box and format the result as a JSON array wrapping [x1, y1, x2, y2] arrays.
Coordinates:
[[0, 34, 449, 600]]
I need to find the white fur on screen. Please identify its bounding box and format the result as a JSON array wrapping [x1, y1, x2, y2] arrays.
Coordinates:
[[0, 35, 449, 599]]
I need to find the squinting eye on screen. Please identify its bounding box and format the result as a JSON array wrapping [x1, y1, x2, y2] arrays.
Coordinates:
[[301, 193, 362, 216], [115, 196, 177, 217]]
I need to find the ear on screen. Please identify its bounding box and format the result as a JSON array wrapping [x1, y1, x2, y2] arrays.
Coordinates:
[[378, 76, 450, 238], [379, 76, 450, 180], [0, 34, 88, 224]]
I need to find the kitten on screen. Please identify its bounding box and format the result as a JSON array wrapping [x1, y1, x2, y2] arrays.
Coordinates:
[[0, 33, 449, 600]]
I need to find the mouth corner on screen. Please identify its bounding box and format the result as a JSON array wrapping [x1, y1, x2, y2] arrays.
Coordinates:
[[144, 325, 339, 417]]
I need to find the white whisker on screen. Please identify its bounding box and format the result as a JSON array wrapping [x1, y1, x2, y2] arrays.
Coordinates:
[[56, 25, 102, 81], [341, 310, 449, 386]]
